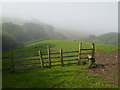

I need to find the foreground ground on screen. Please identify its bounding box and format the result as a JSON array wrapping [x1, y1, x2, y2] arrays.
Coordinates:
[[3, 65, 118, 88], [2, 40, 119, 88], [3, 50, 119, 88], [88, 50, 119, 86]]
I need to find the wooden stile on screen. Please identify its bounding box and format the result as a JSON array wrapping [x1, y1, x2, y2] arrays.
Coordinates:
[[38, 50, 44, 69], [60, 49, 64, 67], [78, 42, 82, 65], [3, 42, 96, 71], [47, 45, 51, 68]]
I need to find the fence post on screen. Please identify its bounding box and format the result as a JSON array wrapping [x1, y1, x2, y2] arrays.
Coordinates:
[[11, 53, 14, 72], [91, 43, 95, 58], [60, 49, 64, 67], [78, 42, 82, 65], [88, 43, 95, 68], [38, 50, 44, 69], [47, 45, 51, 68]]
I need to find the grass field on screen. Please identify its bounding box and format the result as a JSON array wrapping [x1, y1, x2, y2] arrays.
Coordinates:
[[3, 40, 118, 57], [2, 40, 119, 88]]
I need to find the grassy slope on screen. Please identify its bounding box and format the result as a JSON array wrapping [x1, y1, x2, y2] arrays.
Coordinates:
[[3, 65, 117, 88], [3, 40, 118, 56], [2, 40, 118, 88]]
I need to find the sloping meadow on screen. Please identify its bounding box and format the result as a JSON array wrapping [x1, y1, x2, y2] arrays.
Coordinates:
[[2, 40, 118, 88]]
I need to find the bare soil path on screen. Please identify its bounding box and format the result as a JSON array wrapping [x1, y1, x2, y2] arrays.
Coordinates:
[[88, 50, 119, 86]]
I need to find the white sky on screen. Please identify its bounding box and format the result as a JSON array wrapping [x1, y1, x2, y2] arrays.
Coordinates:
[[1, 1, 118, 35]]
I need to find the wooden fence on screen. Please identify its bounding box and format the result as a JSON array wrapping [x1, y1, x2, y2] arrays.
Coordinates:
[[2, 42, 95, 71]]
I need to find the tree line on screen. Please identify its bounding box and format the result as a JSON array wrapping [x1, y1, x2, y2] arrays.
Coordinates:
[[80, 32, 118, 46], [2, 22, 66, 52]]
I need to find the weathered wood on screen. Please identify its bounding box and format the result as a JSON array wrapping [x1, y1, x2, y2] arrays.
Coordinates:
[[47, 45, 51, 68], [63, 51, 79, 53], [44, 58, 78, 63], [91, 43, 95, 58], [88, 55, 95, 67], [81, 49, 94, 50], [51, 56, 61, 59], [50, 52, 60, 55], [51, 60, 61, 63], [86, 43, 95, 67], [4, 54, 39, 59], [88, 55, 92, 66], [63, 58, 78, 62], [13, 58, 40, 62], [60, 49, 64, 67], [1, 51, 78, 59], [43, 64, 61, 67], [78, 42, 82, 65], [3, 42, 96, 71], [42, 53, 48, 55], [63, 55, 78, 58], [11, 53, 14, 71], [38, 51, 44, 69]]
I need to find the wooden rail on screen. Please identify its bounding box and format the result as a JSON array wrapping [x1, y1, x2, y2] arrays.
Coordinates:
[[2, 42, 95, 71]]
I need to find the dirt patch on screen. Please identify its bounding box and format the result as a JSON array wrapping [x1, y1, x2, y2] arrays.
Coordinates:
[[87, 50, 119, 86]]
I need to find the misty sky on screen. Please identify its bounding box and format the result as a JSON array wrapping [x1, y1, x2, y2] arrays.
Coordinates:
[[2, 2, 118, 35]]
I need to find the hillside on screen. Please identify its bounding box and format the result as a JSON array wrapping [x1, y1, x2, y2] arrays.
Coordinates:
[[2, 40, 119, 88], [2, 17, 67, 52], [2, 40, 118, 57], [54, 28, 89, 40], [81, 32, 118, 46]]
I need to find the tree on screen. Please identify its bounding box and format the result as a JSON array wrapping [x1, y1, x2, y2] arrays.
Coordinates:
[[2, 23, 24, 43], [23, 23, 47, 41], [2, 32, 18, 52], [97, 32, 118, 45]]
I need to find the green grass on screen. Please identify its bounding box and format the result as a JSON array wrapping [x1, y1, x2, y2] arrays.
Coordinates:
[[2, 40, 119, 88], [2, 40, 118, 57], [3, 65, 117, 88]]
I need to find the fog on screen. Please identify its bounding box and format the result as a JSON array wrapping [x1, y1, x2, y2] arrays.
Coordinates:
[[2, 2, 118, 35]]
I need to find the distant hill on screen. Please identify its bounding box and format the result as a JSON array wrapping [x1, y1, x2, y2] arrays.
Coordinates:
[[55, 28, 90, 40], [96, 32, 118, 45], [81, 32, 118, 46], [2, 17, 28, 25], [2, 17, 67, 51]]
